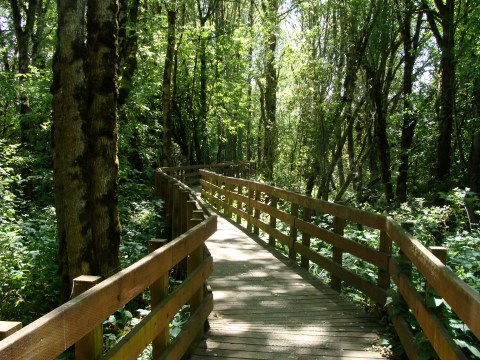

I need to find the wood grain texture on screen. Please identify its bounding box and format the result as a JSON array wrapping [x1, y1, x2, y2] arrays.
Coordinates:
[[191, 214, 385, 359]]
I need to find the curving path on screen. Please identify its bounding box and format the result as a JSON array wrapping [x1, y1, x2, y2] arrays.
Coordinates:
[[191, 212, 386, 359]]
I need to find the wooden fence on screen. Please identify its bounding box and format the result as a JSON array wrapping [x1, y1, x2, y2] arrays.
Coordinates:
[[161, 161, 255, 186], [200, 169, 480, 360], [0, 169, 216, 360]]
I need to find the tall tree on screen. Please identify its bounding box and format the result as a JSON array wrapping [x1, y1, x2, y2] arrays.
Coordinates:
[[162, 6, 176, 167], [363, 2, 400, 205], [9, 0, 40, 143], [305, 0, 375, 200], [52, 0, 121, 300], [118, 0, 140, 107], [395, 0, 423, 203], [194, 0, 217, 164], [423, 0, 456, 197], [118, 0, 142, 171], [86, 0, 121, 282], [261, 0, 280, 181]]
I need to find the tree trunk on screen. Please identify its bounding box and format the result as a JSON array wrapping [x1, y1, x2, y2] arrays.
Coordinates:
[[162, 9, 176, 167], [198, 17, 208, 164], [425, 0, 455, 197], [52, 0, 121, 300], [366, 67, 393, 205], [256, 79, 265, 166], [468, 132, 480, 226], [52, 0, 90, 300], [85, 0, 121, 279], [118, 0, 140, 107], [31, 0, 48, 68], [395, 0, 422, 203], [216, 119, 224, 162], [246, 0, 254, 161], [262, 0, 279, 181], [10, 0, 39, 144], [118, 0, 141, 171]]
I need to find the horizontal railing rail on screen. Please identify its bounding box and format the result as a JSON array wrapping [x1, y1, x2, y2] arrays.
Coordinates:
[[161, 161, 255, 186], [0, 169, 217, 360], [200, 169, 480, 360]]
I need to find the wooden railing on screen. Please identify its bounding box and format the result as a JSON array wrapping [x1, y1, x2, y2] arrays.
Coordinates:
[[200, 169, 480, 360], [161, 161, 255, 186], [0, 169, 216, 360]]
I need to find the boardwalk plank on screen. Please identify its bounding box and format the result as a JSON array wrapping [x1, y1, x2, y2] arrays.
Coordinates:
[[191, 213, 385, 359]]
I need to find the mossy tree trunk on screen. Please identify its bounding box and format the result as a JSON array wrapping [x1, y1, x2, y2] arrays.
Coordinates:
[[162, 9, 176, 167], [10, 0, 39, 144], [395, 0, 422, 204], [52, 0, 121, 301], [424, 0, 456, 199], [261, 0, 279, 182], [86, 0, 121, 281]]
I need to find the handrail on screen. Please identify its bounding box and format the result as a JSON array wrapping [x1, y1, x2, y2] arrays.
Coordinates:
[[200, 169, 480, 360], [0, 169, 217, 360], [161, 161, 255, 186]]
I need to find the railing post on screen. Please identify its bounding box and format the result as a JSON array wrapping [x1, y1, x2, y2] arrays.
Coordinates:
[[186, 200, 196, 228], [247, 187, 254, 233], [207, 172, 214, 205], [426, 246, 447, 298], [253, 190, 261, 235], [180, 190, 190, 233], [72, 275, 103, 360], [225, 183, 233, 218], [177, 190, 191, 278], [164, 179, 174, 239], [200, 170, 209, 200], [0, 321, 22, 341], [331, 215, 345, 292], [149, 239, 170, 358], [269, 196, 278, 247], [301, 206, 312, 270], [188, 212, 205, 312], [213, 177, 220, 210], [398, 221, 413, 318], [188, 210, 206, 347], [172, 184, 181, 238], [289, 203, 299, 261], [236, 185, 243, 224], [378, 229, 392, 304], [398, 249, 412, 300], [155, 170, 162, 198]]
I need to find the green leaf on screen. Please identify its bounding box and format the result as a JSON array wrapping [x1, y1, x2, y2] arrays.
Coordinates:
[[425, 296, 443, 308], [454, 339, 480, 357]]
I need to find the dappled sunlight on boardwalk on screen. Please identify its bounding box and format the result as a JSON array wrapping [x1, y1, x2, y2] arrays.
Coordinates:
[[191, 214, 385, 359]]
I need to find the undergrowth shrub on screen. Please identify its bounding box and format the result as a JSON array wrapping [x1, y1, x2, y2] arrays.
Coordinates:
[[0, 141, 59, 324]]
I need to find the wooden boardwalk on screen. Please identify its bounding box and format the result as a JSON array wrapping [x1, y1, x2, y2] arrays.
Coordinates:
[[191, 214, 386, 359]]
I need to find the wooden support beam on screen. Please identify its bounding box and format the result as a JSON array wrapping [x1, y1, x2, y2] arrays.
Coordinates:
[[236, 185, 243, 224], [331, 216, 345, 292], [269, 196, 278, 247], [72, 275, 103, 360], [301, 206, 312, 270], [187, 216, 206, 351], [180, 191, 190, 234], [426, 246, 447, 298], [377, 229, 392, 304], [247, 188, 254, 233], [289, 203, 299, 261], [253, 190, 261, 235], [149, 239, 170, 358], [0, 322, 22, 341]]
